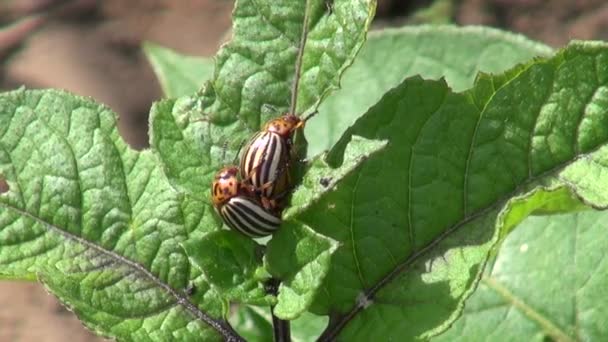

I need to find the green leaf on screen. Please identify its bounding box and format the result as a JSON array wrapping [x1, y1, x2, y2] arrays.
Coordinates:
[[150, 0, 376, 201], [286, 135, 388, 218], [434, 210, 608, 341], [290, 311, 328, 342], [265, 223, 338, 320], [143, 42, 215, 98], [230, 305, 328, 342], [305, 25, 554, 157], [149, 98, 243, 204], [195, 0, 377, 127], [294, 42, 608, 340], [183, 230, 274, 306], [0, 89, 241, 341], [230, 306, 274, 342]]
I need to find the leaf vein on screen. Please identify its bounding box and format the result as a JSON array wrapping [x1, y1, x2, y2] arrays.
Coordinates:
[[482, 275, 574, 342], [349, 169, 366, 289], [407, 87, 449, 248]]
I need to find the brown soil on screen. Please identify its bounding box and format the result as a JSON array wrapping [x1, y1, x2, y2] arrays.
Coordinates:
[[0, 0, 606, 341]]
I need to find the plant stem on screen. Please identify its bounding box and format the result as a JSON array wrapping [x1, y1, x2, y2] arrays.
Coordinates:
[[266, 278, 291, 342], [271, 305, 291, 342]]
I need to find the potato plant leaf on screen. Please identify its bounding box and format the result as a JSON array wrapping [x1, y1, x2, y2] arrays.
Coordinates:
[[281, 42, 608, 340], [0, 89, 242, 341], [143, 42, 215, 98], [435, 210, 608, 341], [285, 136, 388, 219], [195, 0, 377, 127]]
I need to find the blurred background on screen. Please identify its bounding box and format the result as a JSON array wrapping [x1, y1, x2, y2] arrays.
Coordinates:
[[0, 0, 607, 340]]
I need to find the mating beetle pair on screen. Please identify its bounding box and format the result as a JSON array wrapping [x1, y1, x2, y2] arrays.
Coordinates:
[[211, 114, 312, 237], [209, 3, 317, 238]]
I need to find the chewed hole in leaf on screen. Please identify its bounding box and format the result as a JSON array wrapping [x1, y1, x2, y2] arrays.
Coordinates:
[[0, 177, 8, 194]]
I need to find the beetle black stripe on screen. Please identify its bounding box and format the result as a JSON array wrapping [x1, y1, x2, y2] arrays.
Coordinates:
[[243, 132, 264, 185], [255, 133, 272, 188], [229, 206, 272, 237], [222, 204, 267, 237], [223, 213, 261, 237], [231, 203, 278, 235], [222, 206, 264, 237], [257, 135, 270, 188], [244, 132, 264, 182], [220, 197, 281, 237], [260, 133, 280, 195], [267, 135, 289, 197], [231, 197, 280, 230]]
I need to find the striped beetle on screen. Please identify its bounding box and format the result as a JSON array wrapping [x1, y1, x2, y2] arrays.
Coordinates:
[[240, 112, 316, 206], [211, 166, 282, 238]]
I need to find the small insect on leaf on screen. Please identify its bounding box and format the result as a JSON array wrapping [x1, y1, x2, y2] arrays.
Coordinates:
[[0, 177, 9, 194], [185, 283, 196, 296], [319, 177, 332, 188], [264, 278, 281, 296], [325, 0, 334, 15]]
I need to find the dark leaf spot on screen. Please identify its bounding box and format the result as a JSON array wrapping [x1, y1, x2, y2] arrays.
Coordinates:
[[0, 177, 8, 194]]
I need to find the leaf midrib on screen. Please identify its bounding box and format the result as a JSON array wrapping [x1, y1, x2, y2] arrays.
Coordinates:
[[349, 169, 366, 288]]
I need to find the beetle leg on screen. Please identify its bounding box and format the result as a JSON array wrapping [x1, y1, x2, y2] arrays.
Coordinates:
[[259, 181, 274, 191], [256, 158, 291, 195], [269, 187, 291, 202], [262, 103, 281, 115], [238, 182, 260, 200], [260, 196, 278, 211]]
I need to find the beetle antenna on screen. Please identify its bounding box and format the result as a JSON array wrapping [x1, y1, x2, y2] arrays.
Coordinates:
[[220, 140, 229, 162], [289, 1, 312, 116], [232, 139, 246, 165]]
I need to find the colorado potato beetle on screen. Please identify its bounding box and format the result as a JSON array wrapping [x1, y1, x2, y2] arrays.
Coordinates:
[[212, 166, 281, 237], [240, 111, 316, 201]]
